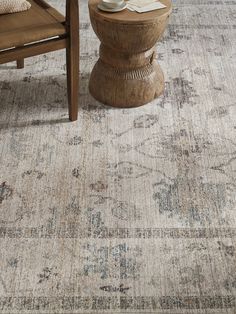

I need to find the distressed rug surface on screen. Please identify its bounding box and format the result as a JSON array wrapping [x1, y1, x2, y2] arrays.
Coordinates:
[[0, 0, 236, 313]]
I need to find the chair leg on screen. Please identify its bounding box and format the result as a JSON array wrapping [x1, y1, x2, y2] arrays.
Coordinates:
[[66, 0, 79, 122], [66, 48, 78, 122], [17, 59, 24, 69]]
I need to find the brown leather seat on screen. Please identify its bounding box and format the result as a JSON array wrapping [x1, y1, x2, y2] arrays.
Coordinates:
[[0, 0, 66, 50]]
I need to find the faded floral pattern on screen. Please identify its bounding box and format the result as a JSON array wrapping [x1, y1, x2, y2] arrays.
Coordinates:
[[0, 0, 236, 313]]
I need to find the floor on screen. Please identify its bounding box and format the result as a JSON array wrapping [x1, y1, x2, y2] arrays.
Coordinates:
[[0, 0, 236, 313]]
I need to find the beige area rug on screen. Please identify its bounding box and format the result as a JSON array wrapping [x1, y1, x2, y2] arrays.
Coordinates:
[[0, 0, 236, 313]]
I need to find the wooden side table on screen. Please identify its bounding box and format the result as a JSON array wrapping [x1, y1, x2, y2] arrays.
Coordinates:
[[88, 0, 172, 108]]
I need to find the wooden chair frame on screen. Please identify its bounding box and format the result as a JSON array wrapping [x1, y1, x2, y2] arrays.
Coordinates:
[[0, 0, 79, 121]]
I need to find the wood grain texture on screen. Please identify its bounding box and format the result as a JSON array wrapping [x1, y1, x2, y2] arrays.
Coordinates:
[[0, 0, 79, 121], [0, 38, 67, 64], [89, 0, 171, 23], [66, 0, 80, 121], [88, 0, 172, 108], [16, 59, 24, 69], [0, 0, 66, 50]]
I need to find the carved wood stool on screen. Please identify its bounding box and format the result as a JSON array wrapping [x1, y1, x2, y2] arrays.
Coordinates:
[[88, 0, 172, 108]]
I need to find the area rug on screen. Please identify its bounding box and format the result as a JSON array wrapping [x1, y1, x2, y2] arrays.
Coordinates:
[[0, 0, 236, 313]]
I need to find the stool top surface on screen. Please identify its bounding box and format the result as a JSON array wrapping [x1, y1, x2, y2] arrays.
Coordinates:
[[88, 0, 172, 24]]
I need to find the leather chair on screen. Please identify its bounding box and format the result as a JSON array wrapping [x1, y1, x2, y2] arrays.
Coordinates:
[[0, 0, 79, 121]]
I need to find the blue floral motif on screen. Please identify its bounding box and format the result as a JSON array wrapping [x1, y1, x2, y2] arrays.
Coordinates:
[[82, 243, 142, 280]]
